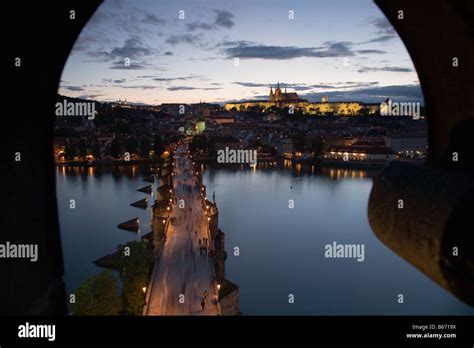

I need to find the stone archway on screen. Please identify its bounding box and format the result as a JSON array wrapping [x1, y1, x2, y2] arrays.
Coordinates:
[[368, 0, 474, 305], [4, 0, 473, 314]]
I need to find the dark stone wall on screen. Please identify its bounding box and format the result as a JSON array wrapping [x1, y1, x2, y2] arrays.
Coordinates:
[[375, 0, 474, 171], [368, 161, 474, 305], [3, 1, 102, 315], [370, 1, 474, 306]]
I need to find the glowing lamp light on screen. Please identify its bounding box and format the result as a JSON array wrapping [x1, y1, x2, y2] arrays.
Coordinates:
[[217, 284, 221, 291], [162, 220, 166, 224], [207, 217, 210, 221], [142, 287, 147, 293]]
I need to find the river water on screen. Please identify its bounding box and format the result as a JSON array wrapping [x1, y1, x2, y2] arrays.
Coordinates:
[[56, 162, 474, 315]]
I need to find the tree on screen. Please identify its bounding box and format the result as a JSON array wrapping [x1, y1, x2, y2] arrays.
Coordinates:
[[126, 136, 139, 155], [153, 136, 165, 158], [78, 139, 88, 159], [92, 142, 101, 159], [116, 241, 154, 315], [71, 271, 123, 315], [64, 143, 78, 160], [190, 135, 214, 154], [111, 137, 122, 159], [292, 134, 305, 153], [139, 138, 151, 157], [311, 138, 325, 156]]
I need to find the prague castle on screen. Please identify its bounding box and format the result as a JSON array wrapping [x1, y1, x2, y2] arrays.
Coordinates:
[[269, 82, 307, 103], [224, 82, 380, 116]]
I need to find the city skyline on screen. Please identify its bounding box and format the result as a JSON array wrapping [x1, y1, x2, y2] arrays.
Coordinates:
[[59, 0, 423, 105]]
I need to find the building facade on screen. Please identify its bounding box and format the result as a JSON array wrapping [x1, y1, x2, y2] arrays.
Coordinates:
[[224, 83, 380, 116]]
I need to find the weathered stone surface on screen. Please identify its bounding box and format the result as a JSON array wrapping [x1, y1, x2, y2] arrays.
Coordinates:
[[368, 161, 474, 305], [376, 0, 474, 169]]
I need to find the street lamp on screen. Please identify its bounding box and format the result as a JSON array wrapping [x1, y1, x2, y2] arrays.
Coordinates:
[[217, 284, 221, 291], [142, 287, 147, 293]]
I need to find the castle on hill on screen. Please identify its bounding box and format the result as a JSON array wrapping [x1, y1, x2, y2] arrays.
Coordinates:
[[269, 82, 307, 103], [224, 82, 380, 116]]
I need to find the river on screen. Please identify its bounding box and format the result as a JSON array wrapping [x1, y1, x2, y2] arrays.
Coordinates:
[[56, 162, 474, 315]]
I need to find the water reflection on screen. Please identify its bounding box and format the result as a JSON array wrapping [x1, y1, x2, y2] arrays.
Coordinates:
[[56, 161, 473, 315]]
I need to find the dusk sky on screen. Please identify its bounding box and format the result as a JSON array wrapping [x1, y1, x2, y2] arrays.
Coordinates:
[[59, 0, 424, 105]]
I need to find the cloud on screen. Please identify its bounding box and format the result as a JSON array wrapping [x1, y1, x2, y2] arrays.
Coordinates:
[[356, 49, 386, 54], [167, 86, 222, 91], [77, 94, 103, 100], [167, 86, 198, 91], [109, 61, 151, 70], [186, 22, 214, 31], [370, 17, 396, 36], [360, 18, 398, 44], [86, 36, 156, 64], [232, 82, 314, 91], [115, 85, 157, 90], [63, 86, 85, 91], [186, 9, 235, 31], [103, 78, 126, 84], [163, 51, 173, 56], [109, 37, 154, 60], [166, 34, 200, 45], [233, 81, 380, 91], [358, 66, 413, 73], [232, 82, 268, 88], [311, 84, 337, 89], [301, 84, 424, 104], [315, 81, 380, 89], [221, 41, 356, 60], [214, 10, 234, 28], [152, 75, 202, 83], [142, 13, 166, 25]]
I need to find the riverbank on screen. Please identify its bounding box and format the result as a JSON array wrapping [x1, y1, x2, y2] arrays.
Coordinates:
[[55, 158, 162, 167]]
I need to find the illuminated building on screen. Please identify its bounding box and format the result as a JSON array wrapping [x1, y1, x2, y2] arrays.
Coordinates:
[[224, 83, 380, 116]]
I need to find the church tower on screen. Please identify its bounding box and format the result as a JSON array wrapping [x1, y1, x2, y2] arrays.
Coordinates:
[[274, 81, 282, 102], [269, 86, 274, 102]]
